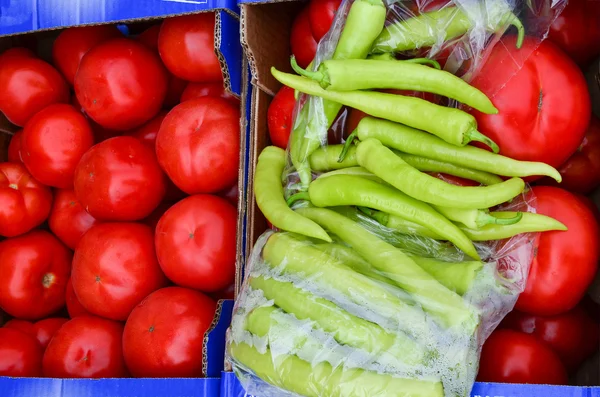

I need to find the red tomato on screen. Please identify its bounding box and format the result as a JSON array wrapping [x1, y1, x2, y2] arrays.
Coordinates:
[[210, 283, 235, 301], [470, 36, 591, 172], [0, 162, 52, 237], [74, 38, 168, 131], [125, 110, 168, 147], [72, 223, 167, 321], [142, 201, 175, 231], [219, 182, 239, 207], [576, 194, 600, 224], [33, 318, 69, 350], [43, 316, 127, 378], [52, 25, 123, 85], [74, 136, 167, 221], [290, 7, 318, 69], [308, 0, 342, 42], [49, 189, 99, 250], [541, 116, 600, 194], [137, 24, 161, 51], [501, 307, 600, 371], [0, 47, 36, 62], [122, 287, 216, 377], [181, 81, 240, 108], [65, 277, 91, 319], [547, 0, 600, 66], [7, 130, 23, 163], [267, 86, 296, 149], [0, 56, 69, 127], [0, 328, 43, 377], [21, 104, 94, 188], [164, 75, 188, 109], [158, 13, 222, 83], [516, 187, 600, 316], [156, 97, 240, 194], [0, 231, 71, 320], [4, 319, 35, 335], [155, 195, 237, 292], [477, 329, 568, 385]]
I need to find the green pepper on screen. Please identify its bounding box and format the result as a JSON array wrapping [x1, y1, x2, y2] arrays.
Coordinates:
[[228, 342, 445, 397], [411, 257, 483, 296], [295, 207, 479, 331], [432, 205, 524, 229], [288, 174, 480, 260], [291, 58, 497, 114], [254, 146, 331, 242]]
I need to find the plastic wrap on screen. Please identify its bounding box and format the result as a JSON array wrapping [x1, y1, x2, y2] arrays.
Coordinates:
[[228, 1, 567, 396]]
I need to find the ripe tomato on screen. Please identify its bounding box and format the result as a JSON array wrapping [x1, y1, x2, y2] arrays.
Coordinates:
[[180, 81, 240, 108], [158, 13, 222, 83], [74, 136, 167, 221], [0, 231, 71, 320], [470, 36, 591, 172], [576, 194, 600, 224], [478, 329, 568, 385], [52, 25, 123, 85], [34, 318, 69, 350], [137, 24, 161, 51], [0, 328, 43, 377], [72, 223, 167, 321], [142, 201, 175, 231], [122, 287, 216, 377], [43, 316, 127, 378], [547, 0, 600, 66], [0, 56, 69, 127], [308, 0, 342, 42], [501, 307, 600, 371], [156, 97, 240, 194], [541, 115, 600, 194], [74, 38, 168, 131], [49, 189, 99, 250], [8, 130, 23, 163], [267, 86, 296, 149], [516, 187, 600, 316], [125, 110, 168, 147], [0, 162, 52, 237], [164, 75, 188, 109], [21, 104, 94, 188], [65, 277, 91, 319], [0, 47, 36, 62], [155, 195, 236, 292], [4, 319, 35, 335], [290, 7, 318, 69]]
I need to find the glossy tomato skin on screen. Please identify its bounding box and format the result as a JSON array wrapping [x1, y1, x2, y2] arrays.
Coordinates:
[[478, 329, 568, 385], [0, 163, 52, 238], [291, 7, 318, 69], [65, 277, 91, 318], [74, 136, 167, 221], [8, 130, 23, 163], [501, 307, 600, 371], [471, 36, 591, 171], [542, 116, 600, 194], [0, 47, 36, 62], [547, 0, 600, 66], [516, 187, 600, 316], [0, 56, 69, 127], [0, 328, 43, 377], [155, 195, 237, 292], [22, 104, 94, 188], [72, 223, 167, 321], [52, 25, 123, 85], [33, 318, 69, 350], [308, 0, 342, 42], [122, 287, 216, 377], [126, 110, 169, 147], [74, 38, 168, 131], [49, 189, 99, 250], [0, 231, 72, 320], [43, 316, 127, 378], [267, 86, 296, 149], [4, 319, 35, 335], [180, 82, 240, 108], [156, 97, 240, 194], [158, 13, 222, 83]]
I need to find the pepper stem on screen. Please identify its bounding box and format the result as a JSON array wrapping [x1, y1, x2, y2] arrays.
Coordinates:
[[465, 130, 500, 153], [508, 13, 525, 49], [290, 56, 330, 88], [286, 192, 310, 207], [478, 211, 523, 228], [403, 58, 441, 70], [339, 131, 357, 163]]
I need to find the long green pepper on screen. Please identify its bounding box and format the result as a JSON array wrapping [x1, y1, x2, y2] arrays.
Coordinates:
[[272, 69, 500, 152], [289, 0, 387, 189]]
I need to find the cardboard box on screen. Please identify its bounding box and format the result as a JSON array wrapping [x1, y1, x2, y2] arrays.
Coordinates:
[[229, 1, 600, 396], [0, 1, 244, 396]]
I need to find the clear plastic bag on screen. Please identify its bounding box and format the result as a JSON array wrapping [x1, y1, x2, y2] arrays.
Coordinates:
[[227, 1, 566, 396]]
